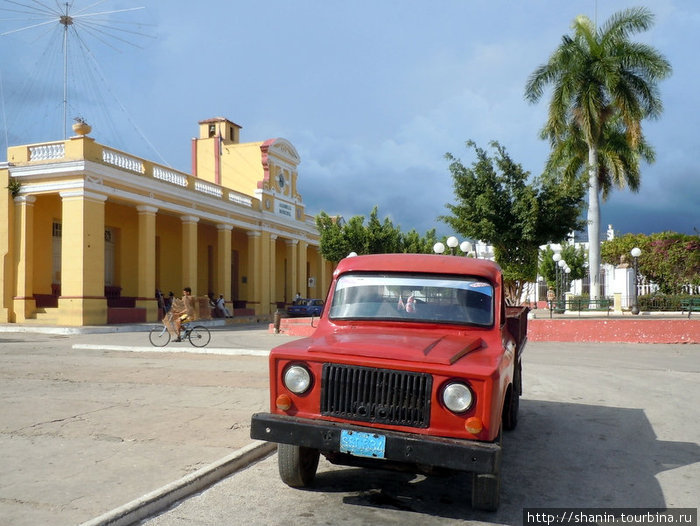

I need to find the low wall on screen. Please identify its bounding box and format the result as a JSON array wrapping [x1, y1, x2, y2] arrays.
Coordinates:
[[528, 318, 699, 344], [271, 317, 700, 344]]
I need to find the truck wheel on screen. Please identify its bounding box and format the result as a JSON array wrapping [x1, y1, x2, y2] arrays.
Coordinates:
[[502, 361, 521, 431], [471, 472, 500, 511], [277, 443, 320, 488]]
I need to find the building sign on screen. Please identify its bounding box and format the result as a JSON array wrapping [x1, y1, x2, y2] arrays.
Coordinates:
[[276, 201, 294, 219]]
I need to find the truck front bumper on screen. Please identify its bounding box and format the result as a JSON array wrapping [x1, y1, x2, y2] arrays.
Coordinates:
[[250, 412, 501, 475]]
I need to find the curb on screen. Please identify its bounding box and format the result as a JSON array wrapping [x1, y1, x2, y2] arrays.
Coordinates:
[[80, 440, 277, 526], [0, 317, 267, 335], [72, 343, 271, 357]]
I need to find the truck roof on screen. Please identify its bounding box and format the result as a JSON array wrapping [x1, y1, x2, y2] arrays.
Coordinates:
[[333, 254, 503, 283]]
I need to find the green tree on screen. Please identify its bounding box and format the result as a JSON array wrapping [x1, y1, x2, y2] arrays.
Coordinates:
[[316, 207, 438, 263], [343, 215, 368, 255], [315, 211, 349, 264], [601, 232, 700, 294], [402, 228, 438, 254], [366, 206, 402, 254], [525, 7, 672, 301], [440, 140, 584, 304]]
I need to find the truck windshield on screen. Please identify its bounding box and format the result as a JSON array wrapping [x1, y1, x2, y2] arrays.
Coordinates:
[[329, 273, 494, 326]]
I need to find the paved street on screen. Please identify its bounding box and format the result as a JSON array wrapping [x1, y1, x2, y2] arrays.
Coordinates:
[[0, 324, 297, 526], [0, 326, 698, 526], [144, 342, 700, 526]]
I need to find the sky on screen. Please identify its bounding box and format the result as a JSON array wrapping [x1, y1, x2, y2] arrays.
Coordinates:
[[1, 0, 698, 241]]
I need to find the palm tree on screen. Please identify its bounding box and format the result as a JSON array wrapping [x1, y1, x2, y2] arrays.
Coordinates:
[[524, 7, 671, 300]]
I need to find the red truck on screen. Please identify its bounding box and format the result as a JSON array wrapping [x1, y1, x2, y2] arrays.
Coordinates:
[[251, 254, 528, 511]]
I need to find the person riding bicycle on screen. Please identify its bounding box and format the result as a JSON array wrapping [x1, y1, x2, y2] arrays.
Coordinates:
[[164, 287, 195, 341]]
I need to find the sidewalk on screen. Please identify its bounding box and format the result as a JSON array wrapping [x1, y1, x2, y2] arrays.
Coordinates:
[[0, 323, 296, 526]]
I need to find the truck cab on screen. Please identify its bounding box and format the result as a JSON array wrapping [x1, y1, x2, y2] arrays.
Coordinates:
[[251, 254, 528, 511]]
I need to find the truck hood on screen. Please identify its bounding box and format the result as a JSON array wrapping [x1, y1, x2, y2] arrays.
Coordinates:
[[306, 330, 484, 366]]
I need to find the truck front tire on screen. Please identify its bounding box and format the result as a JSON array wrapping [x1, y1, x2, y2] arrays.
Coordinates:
[[502, 361, 521, 431], [277, 443, 320, 487], [471, 472, 500, 511], [471, 427, 502, 511]]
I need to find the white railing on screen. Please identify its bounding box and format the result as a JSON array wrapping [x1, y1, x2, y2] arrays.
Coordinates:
[[228, 191, 252, 207], [29, 143, 65, 161], [194, 180, 223, 198], [102, 149, 144, 173], [637, 277, 699, 296], [153, 166, 188, 187]]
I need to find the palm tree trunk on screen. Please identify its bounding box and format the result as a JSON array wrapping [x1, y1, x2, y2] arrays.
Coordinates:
[[587, 146, 601, 301]]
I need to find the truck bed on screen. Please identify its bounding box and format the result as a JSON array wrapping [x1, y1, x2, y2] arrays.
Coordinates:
[[506, 306, 529, 354]]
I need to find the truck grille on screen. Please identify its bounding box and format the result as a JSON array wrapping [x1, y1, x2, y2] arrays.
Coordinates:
[[321, 364, 432, 428]]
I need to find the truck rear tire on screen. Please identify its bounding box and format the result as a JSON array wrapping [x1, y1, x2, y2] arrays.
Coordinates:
[[277, 443, 320, 488], [471, 472, 500, 511]]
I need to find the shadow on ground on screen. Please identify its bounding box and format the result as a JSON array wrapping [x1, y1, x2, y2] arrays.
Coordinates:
[[303, 399, 699, 523]]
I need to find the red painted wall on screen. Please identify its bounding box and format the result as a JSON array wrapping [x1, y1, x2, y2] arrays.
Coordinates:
[[273, 317, 700, 344], [528, 319, 700, 344]]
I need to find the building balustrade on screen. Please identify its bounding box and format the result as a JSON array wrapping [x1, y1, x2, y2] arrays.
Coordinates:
[[153, 165, 188, 187], [194, 179, 223, 198], [29, 143, 65, 161], [15, 138, 255, 210], [229, 191, 253, 207], [102, 148, 145, 173]]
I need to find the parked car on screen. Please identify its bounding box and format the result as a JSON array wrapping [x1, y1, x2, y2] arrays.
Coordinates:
[[286, 298, 324, 317], [251, 254, 528, 511]]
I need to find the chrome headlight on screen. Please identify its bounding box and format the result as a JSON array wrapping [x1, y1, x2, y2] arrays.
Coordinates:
[[283, 365, 312, 394], [442, 382, 473, 413]]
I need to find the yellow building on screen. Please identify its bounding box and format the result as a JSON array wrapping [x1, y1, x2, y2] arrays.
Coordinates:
[[0, 117, 332, 326]]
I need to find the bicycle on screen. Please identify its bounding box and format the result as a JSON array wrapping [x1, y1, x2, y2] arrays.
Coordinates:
[[149, 321, 211, 347]]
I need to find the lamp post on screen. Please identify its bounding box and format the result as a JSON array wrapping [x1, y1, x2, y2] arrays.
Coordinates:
[[630, 247, 641, 315], [433, 242, 445, 254], [552, 252, 562, 311], [558, 259, 567, 311]]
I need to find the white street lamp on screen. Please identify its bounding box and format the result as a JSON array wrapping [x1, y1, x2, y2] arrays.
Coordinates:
[[446, 236, 459, 255], [552, 254, 566, 311], [433, 242, 446, 254], [630, 247, 642, 315], [460, 240, 472, 255]]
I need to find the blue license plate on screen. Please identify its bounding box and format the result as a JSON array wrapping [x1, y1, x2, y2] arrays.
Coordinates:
[[340, 430, 386, 459]]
